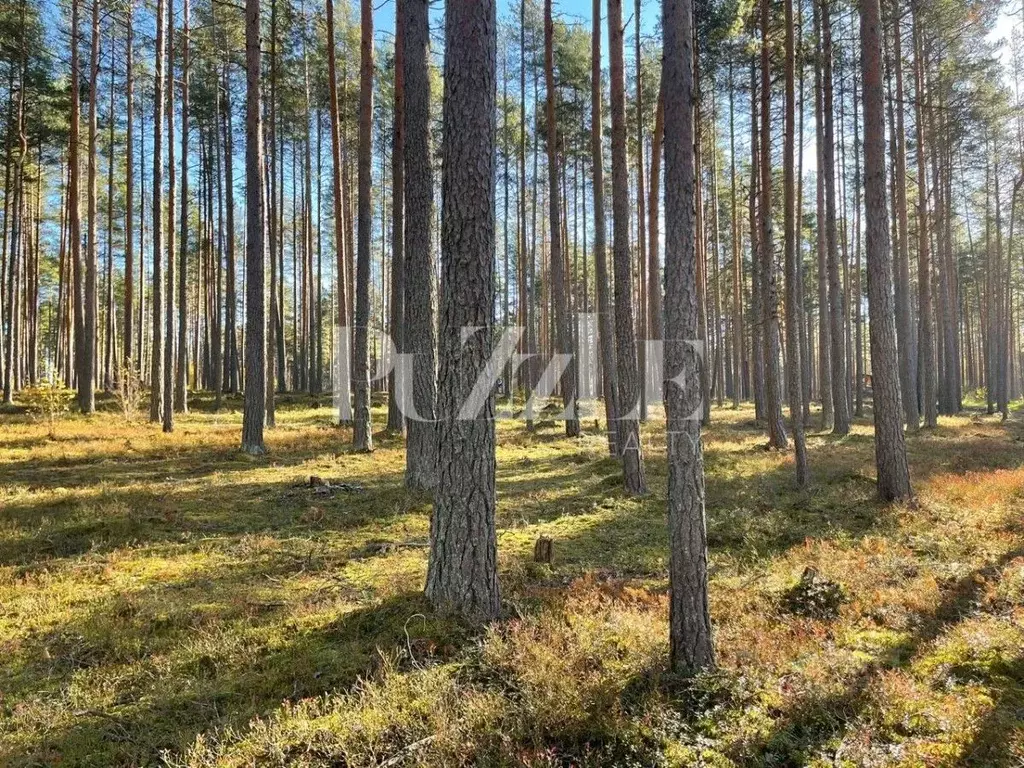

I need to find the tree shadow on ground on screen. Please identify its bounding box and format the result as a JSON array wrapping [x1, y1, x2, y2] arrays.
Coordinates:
[[730, 545, 1024, 765]]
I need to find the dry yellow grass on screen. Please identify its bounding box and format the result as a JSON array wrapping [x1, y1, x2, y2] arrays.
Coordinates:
[[1, 393, 1022, 766]]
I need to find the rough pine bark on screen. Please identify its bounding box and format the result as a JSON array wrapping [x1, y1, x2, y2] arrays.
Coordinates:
[[425, 0, 501, 621], [240, 0, 266, 455], [663, 0, 715, 675], [608, 0, 647, 495], [351, 0, 374, 452], [861, 0, 912, 502], [402, 0, 437, 490]]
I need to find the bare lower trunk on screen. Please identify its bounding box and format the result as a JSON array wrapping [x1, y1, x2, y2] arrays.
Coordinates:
[[663, 0, 714, 675], [862, 0, 912, 502], [351, 0, 374, 452], [402, 0, 437, 490], [241, 0, 266, 455], [426, 0, 500, 621], [608, 0, 647, 495]]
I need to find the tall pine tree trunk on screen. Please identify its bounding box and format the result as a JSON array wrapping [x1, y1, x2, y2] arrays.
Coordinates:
[[241, 0, 266, 454], [426, 0, 500, 621], [351, 0, 374, 451], [663, 0, 714, 674], [402, 0, 437, 490], [861, 0, 912, 501], [609, 0, 647, 495], [591, 0, 618, 456]]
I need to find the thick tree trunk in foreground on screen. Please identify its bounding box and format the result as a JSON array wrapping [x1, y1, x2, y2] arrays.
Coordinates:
[[351, 0, 374, 452], [861, 0, 912, 502], [426, 0, 501, 621], [608, 0, 647, 495], [402, 0, 437, 490], [241, 0, 266, 455], [663, 0, 714, 675]]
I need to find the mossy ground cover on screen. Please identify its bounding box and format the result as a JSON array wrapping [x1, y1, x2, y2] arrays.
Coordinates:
[[2, 394, 1023, 766]]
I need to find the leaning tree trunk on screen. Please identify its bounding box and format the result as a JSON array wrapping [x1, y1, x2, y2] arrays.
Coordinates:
[[351, 0, 374, 452], [425, 0, 501, 621], [591, 0, 619, 456], [663, 0, 715, 675], [240, 0, 266, 455], [608, 0, 647, 495], [861, 0, 913, 502]]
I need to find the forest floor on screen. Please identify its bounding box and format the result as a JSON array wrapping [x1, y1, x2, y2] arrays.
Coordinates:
[[1, 393, 1023, 766]]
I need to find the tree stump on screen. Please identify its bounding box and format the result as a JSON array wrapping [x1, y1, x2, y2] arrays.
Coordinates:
[[533, 536, 554, 564]]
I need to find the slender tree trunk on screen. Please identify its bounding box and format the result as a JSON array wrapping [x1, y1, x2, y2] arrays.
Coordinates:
[[426, 0, 501, 621], [891, 0, 918, 429], [149, 0, 164, 422], [124, 2, 134, 375], [784, 0, 808, 484], [822, 0, 850, 435], [861, 0, 912, 501], [176, 0, 190, 413], [241, 0, 266, 454], [663, 0, 714, 675], [163, 5, 175, 433], [760, 0, 787, 450], [350, 0, 374, 451], [912, 0, 936, 427], [545, 0, 580, 438], [387, 3, 406, 434], [82, 0, 100, 413], [402, 0, 437, 490], [609, 0, 647, 495], [591, 0, 618, 456]]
